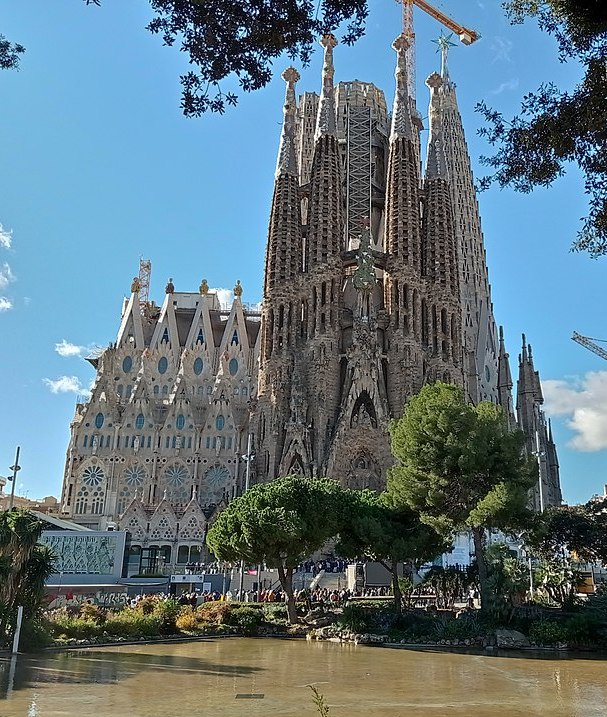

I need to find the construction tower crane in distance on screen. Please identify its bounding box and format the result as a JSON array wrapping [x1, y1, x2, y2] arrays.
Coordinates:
[[397, 0, 481, 100], [572, 332, 607, 362]]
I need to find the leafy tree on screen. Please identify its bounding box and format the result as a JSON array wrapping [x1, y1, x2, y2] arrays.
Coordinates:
[[526, 496, 607, 563], [0, 34, 24, 70], [387, 382, 536, 613], [336, 490, 448, 613], [206, 475, 345, 624], [2, 0, 366, 117], [478, 1, 607, 256], [0, 509, 56, 646]]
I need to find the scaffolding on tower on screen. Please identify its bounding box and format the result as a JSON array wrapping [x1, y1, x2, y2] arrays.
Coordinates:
[[138, 257, 151, 315]]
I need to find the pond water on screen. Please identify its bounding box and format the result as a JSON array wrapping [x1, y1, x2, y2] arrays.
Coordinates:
[[1, 638, 606, 716]]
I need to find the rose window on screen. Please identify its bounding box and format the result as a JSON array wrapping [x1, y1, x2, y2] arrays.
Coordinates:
[[82, 465, 105, 487], [203, 465, 231, 503], [165, 464, 188, 487], [124, 465, 146, 488]]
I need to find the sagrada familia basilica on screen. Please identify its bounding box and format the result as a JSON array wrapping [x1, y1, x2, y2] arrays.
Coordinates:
[[59, 32, 562, 566]]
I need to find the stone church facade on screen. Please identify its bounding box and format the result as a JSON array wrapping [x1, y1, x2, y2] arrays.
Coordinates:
[[60, 34, 561, 566]]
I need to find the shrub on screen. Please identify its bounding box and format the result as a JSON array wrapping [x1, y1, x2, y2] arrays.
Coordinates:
[[262, 603, 288, 623], [229, 606, 263, 636], [564, 613, 603, 645], [79, 603, 106, 624], [197, 602, 232, 624], [19, 618, 54, 651], [152, 598, 181, 635], [103, 612, 161, 638], [48, 614, 100, 640], [431, 614, 483, 642], [176, 610, 202, 632], [529, 620, 568, 646], [337, 604, 372, 633]]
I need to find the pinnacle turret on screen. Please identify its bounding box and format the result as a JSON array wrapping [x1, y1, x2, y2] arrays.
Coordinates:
[[390, 35, 414, 142], [315, 34, 338, 141], [425, 72, 448, 181], [497, 326, 516, 429], [275, 67, 300, 178]]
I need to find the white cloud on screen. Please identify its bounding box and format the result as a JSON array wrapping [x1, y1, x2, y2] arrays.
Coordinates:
[[0, 263, 15, 290], [43, 375, 91, 397], [211, 287, 234, 308], [0, 297, 13, 312], [491, 36, 513, 64], [55, 339, 85, 357], [0, 224, 12, 250], [490, 78, 519, 95], [543, 371, 607, 452]]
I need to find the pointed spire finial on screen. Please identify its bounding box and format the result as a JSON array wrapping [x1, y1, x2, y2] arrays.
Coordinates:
[[433, 32, 457, 82], [315, 34, 338, 140], [499, 325, 505, 343], [390, 34, 414, 141], [275, 67, 300, 178]]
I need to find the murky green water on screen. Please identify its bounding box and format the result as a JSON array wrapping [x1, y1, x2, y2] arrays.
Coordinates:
[[1, 638, 606, 716]]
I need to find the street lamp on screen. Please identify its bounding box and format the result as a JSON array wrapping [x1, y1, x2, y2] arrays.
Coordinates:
[[2, 447, 22, 511]]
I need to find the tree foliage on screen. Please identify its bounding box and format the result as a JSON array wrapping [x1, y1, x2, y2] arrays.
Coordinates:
[[526, 495, 607, 563], [206, 475, 345, 623], [0, 34, 25, 70], [2, 0, 367, 116], [387, 382, 536, 611], [0, 509, 56, 646], [337, 490, 448, 613], [477, 1, 607, 256]]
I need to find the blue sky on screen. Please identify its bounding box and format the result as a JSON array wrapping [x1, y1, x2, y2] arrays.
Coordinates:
[[1, 0, 605, 505]]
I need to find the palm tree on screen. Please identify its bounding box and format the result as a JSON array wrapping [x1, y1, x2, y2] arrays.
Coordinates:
[[0, 509, 56, 645]]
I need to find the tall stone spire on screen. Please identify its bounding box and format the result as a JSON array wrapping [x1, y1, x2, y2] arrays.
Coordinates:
[[496, 326, 516, 429], [421, 71, 462, 384], [384, 34, 424, 414], [306, 34, 344, 271], [384, 35, 421, 266], [390, 35, 414, 141], [438, 52, 499, 404], [275, 67, 300, 178], [315, 34, 338, 141], [261, 67, 303, 366], [516, 334, 562, 510]]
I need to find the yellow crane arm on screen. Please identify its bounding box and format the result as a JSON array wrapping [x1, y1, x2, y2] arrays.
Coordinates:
[[413, 0, 480, 44]]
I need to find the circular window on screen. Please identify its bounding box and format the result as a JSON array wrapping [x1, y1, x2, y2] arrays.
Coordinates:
[[228, 358, 239, 376], [135, 413, 145, 430], [82, 465, 105, 487], [122, 356, 133, 373], [158, 357, 168, 375], [193, 357, 204, 375], [95, 412, 104, 429], [215, 415, 225, 431], [165, 464, 188, 487], [176, 414, 185, 430], [203, 465, 231, 503], [124, 465, 145, 487]]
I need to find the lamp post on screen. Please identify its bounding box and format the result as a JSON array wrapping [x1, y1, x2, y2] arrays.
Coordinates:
[[238, 433, 254, 600], [7, 446, 21, 511]]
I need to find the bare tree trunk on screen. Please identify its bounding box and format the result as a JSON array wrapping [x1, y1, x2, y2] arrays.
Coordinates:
[[277, 565, 298, 624], [471, 527, 488, 613]]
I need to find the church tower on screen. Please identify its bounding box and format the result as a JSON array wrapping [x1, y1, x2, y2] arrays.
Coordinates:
[[438, 42, 499, 404], [516, 334, 562, 509]]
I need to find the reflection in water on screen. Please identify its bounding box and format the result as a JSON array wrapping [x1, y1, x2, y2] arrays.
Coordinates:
[[1, 640, 607, 716]]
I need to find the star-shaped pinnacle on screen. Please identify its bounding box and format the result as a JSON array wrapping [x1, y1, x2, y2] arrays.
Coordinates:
[[433, 32, 457, 78]]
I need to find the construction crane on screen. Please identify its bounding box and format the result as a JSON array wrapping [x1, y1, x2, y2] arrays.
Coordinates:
[[396, 0, 481, 100], [572, 331, 607, 362], [138, 257, 152, 315]]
